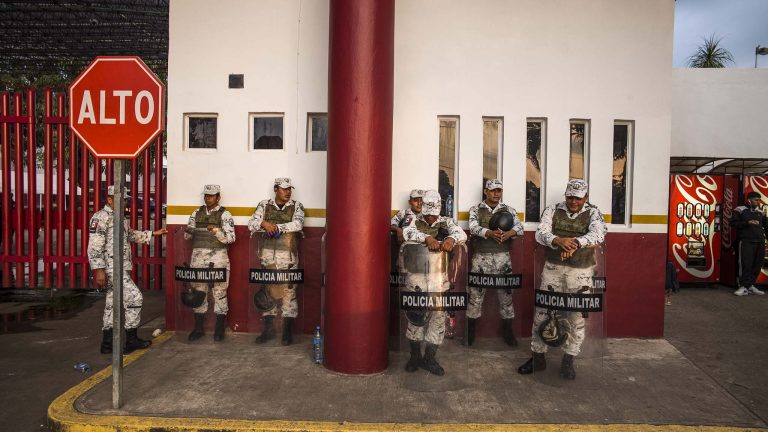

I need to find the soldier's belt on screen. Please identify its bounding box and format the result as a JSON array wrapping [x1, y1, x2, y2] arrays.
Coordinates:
[[399, 292, 467, 311], [534, 289, 603, 313], [175, 267, 227, 283], [468, 273, 522, 289]]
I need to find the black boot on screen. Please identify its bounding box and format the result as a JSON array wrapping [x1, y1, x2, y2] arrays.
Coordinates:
[[255, 316, 275, 344], [124, 328, 151, 354], [517, 352, 547, 374], [560, 353, 576, 380], [502, 319, 518, 347], [405, 341, 422, 372], [213, 314, 227, 342], [281, 317, 294, 346], [421, 343, 445, 376], [100, 328, 113, 354], [466, 318, 477, 346], [188, 313, 205, 341]]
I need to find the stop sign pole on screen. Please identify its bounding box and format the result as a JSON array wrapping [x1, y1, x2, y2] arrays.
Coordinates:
[[69, 56, 164, 409]]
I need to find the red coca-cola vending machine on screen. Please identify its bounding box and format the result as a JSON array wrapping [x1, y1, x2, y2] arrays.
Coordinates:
[[668, 175, 723, 283], [744, 175, 768, 285]]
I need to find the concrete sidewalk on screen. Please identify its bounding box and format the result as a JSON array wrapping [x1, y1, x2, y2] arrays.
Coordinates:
[[47, 286, 768, 431]]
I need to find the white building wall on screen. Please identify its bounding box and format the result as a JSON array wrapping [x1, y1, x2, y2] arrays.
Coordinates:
[[672, 68, 768, 159], [167, 0, 674, 233]]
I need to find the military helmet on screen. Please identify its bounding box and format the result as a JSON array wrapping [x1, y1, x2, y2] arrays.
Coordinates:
[[405, 310, 430, 327], [489, 211, 515, 231], [180, 288, 206, 309], [537, 312, 570, 347], [253, 287, 276, 312]]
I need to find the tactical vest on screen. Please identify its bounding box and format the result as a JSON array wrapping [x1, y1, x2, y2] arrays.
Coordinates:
[[472, 206, 511, 254], [262, 203, 297, 252], [415, 219, 449, 241], [264, 203, 295, 224], [192, 206, 227, 249], [545, 208, 595, 268]]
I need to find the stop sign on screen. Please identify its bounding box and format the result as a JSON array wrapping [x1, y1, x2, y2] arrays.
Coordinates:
[[69, 56, 165, 158]]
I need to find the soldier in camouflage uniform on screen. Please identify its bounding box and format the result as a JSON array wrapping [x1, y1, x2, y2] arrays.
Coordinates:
[[248, 178, 305, 345], [391, 189, 424, 243], [402, 190, 466, 376], [185, 184, 236, 342], [467, 179, 523, 346], [518, 179, 606, 380], [88, 185, 167, 354]]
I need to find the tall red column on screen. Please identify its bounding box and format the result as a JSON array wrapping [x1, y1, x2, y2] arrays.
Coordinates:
[[324, 0, 394, 374]]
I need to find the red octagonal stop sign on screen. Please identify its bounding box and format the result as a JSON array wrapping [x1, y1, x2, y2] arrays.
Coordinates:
[[69, 56, 165, 159]]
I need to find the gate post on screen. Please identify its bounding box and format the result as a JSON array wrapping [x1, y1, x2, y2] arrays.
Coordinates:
[[324, 0, 395, 374]]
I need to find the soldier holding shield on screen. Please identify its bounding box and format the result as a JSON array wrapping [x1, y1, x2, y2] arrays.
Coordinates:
[[467, 179, 523, 346], [402, 190, 466, 375], [185, 184, 236, 342], [248, 178, 305, 345], [517, 179, 606, 380]]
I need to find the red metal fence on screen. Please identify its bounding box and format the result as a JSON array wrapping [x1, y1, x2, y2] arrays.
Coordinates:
[[0, 87, 165, 290]]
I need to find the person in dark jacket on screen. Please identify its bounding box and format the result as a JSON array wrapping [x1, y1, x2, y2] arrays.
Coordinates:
[[731, 191, 768, 296]]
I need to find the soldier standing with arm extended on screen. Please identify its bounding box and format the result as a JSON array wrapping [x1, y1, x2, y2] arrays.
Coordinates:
[[732, 191, 767, 296], [517, 179, 606, 380], [402, 190, 467, 376], [391, 189, 424, 243], [89, 185, 167, 354], [185, 185, 236, 341], [467, 179, 523, 346], [248, 177, 305, 345]]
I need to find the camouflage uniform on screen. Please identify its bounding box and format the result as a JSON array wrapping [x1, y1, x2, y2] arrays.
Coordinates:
[[185, 205, 236, 315], [531, 200, 606, 356], [402, 210, 466, 345], [248, 198, 305, 318], [391, 208, 419, 228], [468, 201, 523, 319], [87, 205, 153, 330]]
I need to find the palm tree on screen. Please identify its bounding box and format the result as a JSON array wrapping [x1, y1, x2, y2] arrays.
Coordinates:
[[687, 34, 735, 68]]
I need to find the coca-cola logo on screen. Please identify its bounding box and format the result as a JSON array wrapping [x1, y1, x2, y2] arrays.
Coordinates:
[[722, 187, 733, 249]]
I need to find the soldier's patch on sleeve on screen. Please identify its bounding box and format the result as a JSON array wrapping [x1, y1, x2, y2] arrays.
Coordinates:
[[89, 219, 99, 233], [404, 216, 413, 226]]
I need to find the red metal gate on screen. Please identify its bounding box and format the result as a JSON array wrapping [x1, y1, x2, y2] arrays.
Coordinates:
[[0, 87, 165, 290]]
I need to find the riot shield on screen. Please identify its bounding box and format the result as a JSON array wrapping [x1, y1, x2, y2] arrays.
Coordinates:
[[528, 244, 606, 387], [467, 232, 524, 350], [395, 241, 468, 391], [172, 227, 229, 334], [247, 231, 305, 345]]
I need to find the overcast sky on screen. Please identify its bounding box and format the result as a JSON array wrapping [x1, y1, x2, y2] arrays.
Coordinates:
[[674, 0, 768, 68]]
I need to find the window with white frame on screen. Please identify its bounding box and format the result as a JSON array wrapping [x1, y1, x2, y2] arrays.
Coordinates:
[[307, 113, 328, 151], [569, 120, 590, 181], [482, 117, 503, 193], [611, 121, 634, 225], [250, 113, 284, 150], [438, 116, 459, 218], [184, 114, 218, 150], [526, 119, 546, 222]]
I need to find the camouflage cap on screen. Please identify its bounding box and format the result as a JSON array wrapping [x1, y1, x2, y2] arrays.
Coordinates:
[[485, 179, 503, 190], [202, 184, 220, 195], [747, 191, 761, 200], [274, 177, 294, 189], [565, 179, 588, 198], [422, 190, 442, 216], [409, 189, 424, 199]]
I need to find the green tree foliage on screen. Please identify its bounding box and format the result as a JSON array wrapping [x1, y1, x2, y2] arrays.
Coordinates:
[[687, 34, 735, 68]]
